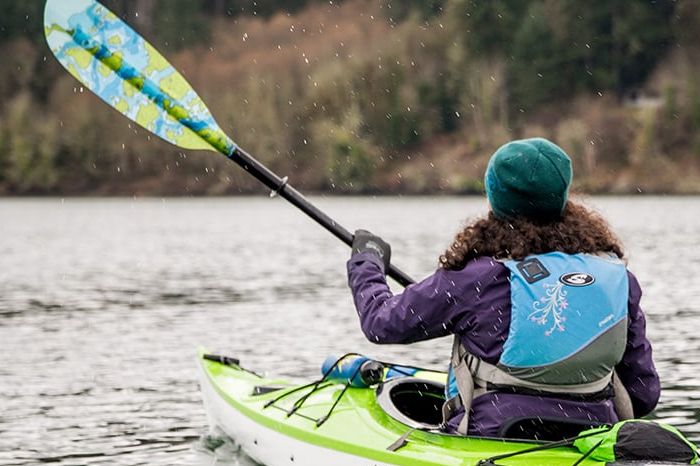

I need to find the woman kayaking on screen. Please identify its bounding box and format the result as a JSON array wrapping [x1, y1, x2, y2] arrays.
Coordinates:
[[347, 137, 660, 438]]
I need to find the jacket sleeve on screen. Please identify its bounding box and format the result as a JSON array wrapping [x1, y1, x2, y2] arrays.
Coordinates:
[[615, 271, 661, 417], [346, 252, 466, 344]]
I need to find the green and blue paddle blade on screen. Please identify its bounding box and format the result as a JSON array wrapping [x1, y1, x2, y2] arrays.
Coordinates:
[[44, 0, 236, 156]]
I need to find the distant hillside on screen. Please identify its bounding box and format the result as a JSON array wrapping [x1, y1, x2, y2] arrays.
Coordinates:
[[1, 0, 700, 195]]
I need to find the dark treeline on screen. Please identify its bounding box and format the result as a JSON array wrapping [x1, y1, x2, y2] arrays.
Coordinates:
[[1, 0, 332, 46], [1, 0, 699, 195]]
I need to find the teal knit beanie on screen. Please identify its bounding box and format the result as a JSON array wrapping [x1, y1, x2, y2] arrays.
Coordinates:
[[484, 137, 572, 220]]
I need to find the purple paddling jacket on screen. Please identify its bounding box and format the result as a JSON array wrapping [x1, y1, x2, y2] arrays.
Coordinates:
[[347, 252, 660, 437]]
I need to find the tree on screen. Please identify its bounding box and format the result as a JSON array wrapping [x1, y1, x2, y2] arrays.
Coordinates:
[[611, 0, 674, 92], [0, 0, 44, 43], [449, 0, 528, 56], [506, 0, 675, 112], [152, 0, 210, 49], [509, 1, 562, 111]]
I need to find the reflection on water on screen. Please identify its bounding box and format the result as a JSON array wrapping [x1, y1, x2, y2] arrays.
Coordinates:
[[1, 196, 700, 465]]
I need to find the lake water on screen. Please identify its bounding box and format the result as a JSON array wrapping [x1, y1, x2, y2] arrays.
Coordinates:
[[2, 196, 700, 465]]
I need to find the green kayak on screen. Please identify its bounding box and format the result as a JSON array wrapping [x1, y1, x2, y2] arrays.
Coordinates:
[[198, 351, 687, 466]]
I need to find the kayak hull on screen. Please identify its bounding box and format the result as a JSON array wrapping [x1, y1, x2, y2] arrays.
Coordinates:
[[197, 351, 603, 466], [201, 375, 396, 466]]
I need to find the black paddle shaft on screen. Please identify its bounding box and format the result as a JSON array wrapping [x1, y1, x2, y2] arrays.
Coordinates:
[[230, 146, 416, 287]]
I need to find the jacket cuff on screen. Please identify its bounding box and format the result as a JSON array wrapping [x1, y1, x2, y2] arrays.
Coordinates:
[[347, 251, 386, 272]]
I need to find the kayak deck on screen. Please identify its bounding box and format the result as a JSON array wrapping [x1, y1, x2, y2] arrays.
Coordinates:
[[198, 353, 603, 466]]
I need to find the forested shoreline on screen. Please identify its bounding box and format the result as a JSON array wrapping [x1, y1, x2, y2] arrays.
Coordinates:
[[2, 0, 700, 196]]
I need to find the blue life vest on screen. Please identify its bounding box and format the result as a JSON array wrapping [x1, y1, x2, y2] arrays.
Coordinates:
[[500, 252, 628, 385], [447, 252, 629, 399]]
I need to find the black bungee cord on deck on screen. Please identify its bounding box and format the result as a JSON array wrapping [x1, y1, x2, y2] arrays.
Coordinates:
[[476, 426, 612, 466], [262, 353, 365, 426], [313, 364, 364, 427], [260, 353, 444, 427], [203, 353, 263, 377], [570, 439, 605, 466]]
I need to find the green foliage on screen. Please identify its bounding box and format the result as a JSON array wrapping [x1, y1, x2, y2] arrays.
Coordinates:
[[418, 75, 460, 133], [380, 0, 445, 22], [0, 0, 44, 43], [329, 136, 376, 192], [612, 0, 675, 91], [352, 60, 420, 148], [216, 0, 323, 18], [153, 0, 210, 49], [450, 0, 528, 55], [500, 0, 675, 111], [305, 104, 380, 192], [0, 0, 693, 194], [509, 2, 561, 111], [101, 0, 212, 49], [101, 0, 333, 26], [2, 93, 60, 193]]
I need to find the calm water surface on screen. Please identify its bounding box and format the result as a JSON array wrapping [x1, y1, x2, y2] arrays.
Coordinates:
[[2, 196, 700, 465]]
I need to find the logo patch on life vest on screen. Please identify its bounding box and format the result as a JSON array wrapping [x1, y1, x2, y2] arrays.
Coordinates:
[[516, 258, 550, 284], [560, 272, 595, 287]]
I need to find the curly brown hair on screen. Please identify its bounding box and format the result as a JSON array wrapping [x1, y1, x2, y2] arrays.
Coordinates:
[[439, 201, 625, 270]]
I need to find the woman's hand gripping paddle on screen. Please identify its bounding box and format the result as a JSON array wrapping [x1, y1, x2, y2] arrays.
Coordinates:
[[44, 0, 415, 287]]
